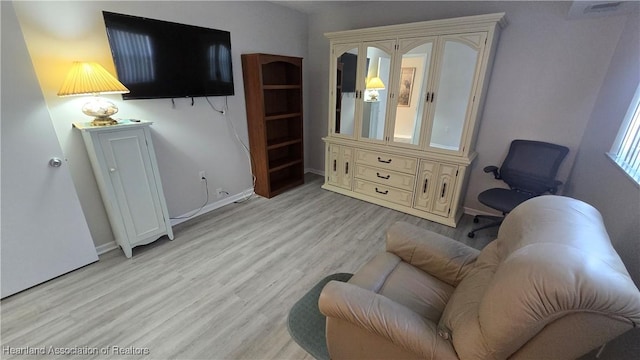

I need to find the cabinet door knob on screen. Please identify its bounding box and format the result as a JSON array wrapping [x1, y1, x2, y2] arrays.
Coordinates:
[[48, 158, 63, 168], [109, 167, 117, 173]]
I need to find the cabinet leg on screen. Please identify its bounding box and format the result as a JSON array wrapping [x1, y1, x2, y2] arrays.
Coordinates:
[[122, 246, 132, 258]]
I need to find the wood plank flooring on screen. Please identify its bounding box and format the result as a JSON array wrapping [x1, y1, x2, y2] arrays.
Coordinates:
[[0, 174, 496, 359]]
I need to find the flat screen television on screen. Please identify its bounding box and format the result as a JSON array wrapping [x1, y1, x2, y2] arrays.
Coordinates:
[[102, 11, 234, 100]]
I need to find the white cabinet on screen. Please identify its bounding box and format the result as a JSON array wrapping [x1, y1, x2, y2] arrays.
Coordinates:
[[327, 143, 353, 190], [414, 160, 459, 217], [74, 120, 174, 257], [323, 13, 506, 227]]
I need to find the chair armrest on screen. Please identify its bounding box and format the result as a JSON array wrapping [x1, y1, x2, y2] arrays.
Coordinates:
[[319, 281, 458, 359], [484, 165, 500, 179], [548, 180, 563, 194], [386, 222, 479, 286]]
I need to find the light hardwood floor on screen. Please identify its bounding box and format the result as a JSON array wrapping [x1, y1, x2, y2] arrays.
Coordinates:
[[0, 174, 496, 360]]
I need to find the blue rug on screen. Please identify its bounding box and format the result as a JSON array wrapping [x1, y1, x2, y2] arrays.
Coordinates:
[[287, 273, 353, 360]]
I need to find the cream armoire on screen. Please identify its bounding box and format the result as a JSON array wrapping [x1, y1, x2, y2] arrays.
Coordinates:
[[322, 13, 507, 227]]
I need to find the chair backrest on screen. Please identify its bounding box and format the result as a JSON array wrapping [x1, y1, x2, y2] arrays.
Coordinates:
[[439, 196, 640, 359], [500, 140, 569, 194]]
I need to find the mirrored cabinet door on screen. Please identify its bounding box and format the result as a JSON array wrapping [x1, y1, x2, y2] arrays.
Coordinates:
[[360, 40, 394, 143], [333, 44, 359, 137], [428, 33, 486, 152], [388, 37, 436, 148]]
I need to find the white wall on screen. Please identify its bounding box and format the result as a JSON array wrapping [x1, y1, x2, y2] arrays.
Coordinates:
[[568, 11, 640, 286], [305, 1, 626, 212], [12, 1, 308, 248], [566, 12, 640, 359]]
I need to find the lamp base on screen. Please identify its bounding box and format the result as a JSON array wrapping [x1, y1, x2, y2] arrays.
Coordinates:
[[83, 97, 119, 126], [91, 117, 119, 126], [366, 89, 380, 102]]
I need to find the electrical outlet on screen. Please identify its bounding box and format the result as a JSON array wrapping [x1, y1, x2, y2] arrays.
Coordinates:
[[216, 188, 225, 198], [199, 171, 206, 181]]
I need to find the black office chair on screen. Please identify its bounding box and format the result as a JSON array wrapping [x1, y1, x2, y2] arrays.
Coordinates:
[[468, 140, 569, 238]]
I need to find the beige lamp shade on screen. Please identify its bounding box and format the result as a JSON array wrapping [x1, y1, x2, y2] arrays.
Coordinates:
[[58, 62, 129, 96], [366, 77, 385, 90], [58, 62, 129, 126]]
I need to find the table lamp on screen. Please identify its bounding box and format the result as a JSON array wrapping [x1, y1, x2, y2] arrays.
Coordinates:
[[57, 61, 130, 126]]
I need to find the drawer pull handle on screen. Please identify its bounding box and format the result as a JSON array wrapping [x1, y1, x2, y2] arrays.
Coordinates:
[[333, 159, 337, 172], [375, 187, 389, 195], [441, 183, 447, 198], [377, 157, 392, 164], [423, 179, 428, 193], [345, 162, 349, 175], [376, 172, 390, 180]]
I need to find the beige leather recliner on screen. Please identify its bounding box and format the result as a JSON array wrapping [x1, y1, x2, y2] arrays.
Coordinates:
[[319, 196, 640, 359]]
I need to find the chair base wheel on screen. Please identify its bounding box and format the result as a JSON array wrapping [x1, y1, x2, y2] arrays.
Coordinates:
[[467, 232, 475, 238], [473, 217, 479, 223]]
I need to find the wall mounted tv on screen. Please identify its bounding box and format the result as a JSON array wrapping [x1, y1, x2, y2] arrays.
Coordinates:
[[102, 11, 234, 100]]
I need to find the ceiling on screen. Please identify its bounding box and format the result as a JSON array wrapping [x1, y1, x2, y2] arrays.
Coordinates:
[[567, 1, 638, 19], [270, 1, 361, 14], [272, 1, 638, 19]]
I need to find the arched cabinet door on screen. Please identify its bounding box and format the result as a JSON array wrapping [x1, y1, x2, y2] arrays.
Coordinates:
[[427, 32, 487, 154], [387, 37, 436, 149], [331, 43, 360, 138], [359, 40, 395, 144]]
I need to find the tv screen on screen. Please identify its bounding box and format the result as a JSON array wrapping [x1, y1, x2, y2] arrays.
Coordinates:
[[102, 11, 234, 100]]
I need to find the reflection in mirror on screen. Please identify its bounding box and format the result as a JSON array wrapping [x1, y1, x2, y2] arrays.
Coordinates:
[[430, 41, 478, 151], [335, 48, 358, 136], [361, 45, 390, 141], [392, 42, 432, 146], [109, 29, 155, 84]]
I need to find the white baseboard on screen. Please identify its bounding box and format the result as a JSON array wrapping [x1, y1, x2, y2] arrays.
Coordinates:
[[95, 188, 254, 255], [96, 241, 118, 256], [169, 187, 254, 226], [305, 168, 325, 176]]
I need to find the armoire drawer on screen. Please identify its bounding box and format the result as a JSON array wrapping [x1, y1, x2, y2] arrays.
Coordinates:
[[355, 149, 417, 174], [355, 164, 415, 191], [353, 179, 413, 207]]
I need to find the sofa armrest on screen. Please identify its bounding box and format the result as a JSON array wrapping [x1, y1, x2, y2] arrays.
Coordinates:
[[386, 221, 480, 286], [319, 281, 458, 359]]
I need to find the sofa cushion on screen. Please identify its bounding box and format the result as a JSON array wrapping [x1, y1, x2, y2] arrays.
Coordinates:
[[386, 221, 480, 286], [349, 252, 455, 323]]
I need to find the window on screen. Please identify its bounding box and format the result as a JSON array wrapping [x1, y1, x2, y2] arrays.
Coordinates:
[[609, 84, 640, 185]]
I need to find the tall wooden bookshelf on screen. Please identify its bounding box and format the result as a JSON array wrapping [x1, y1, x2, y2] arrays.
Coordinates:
[[241, 53, 304, 198]]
